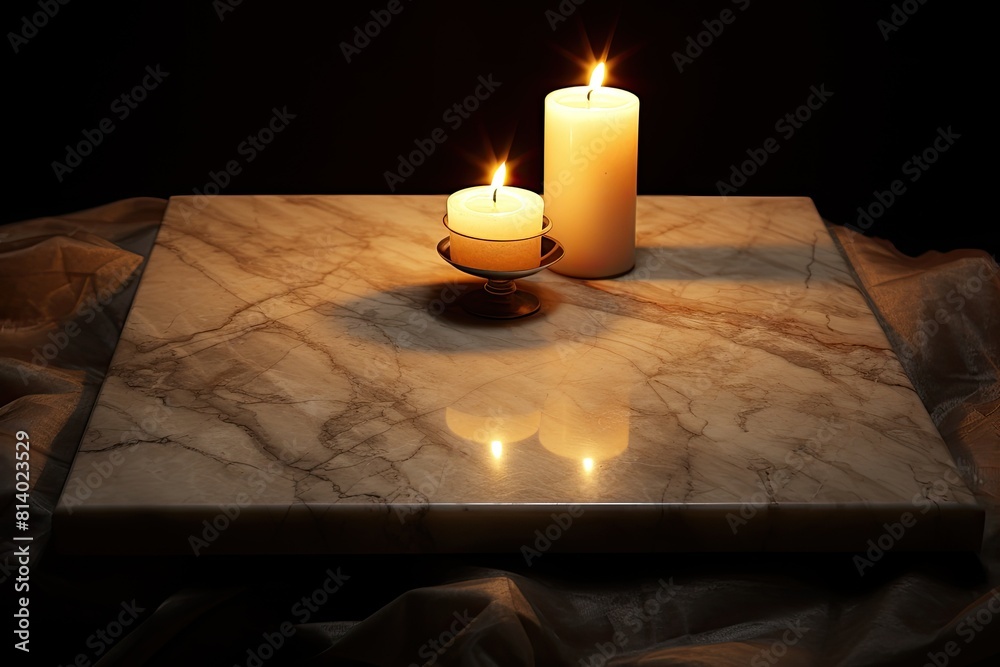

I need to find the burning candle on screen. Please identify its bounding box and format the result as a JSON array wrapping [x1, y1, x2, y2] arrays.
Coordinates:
[[446, 163, 544, 271], [544, 62, 639, 278]]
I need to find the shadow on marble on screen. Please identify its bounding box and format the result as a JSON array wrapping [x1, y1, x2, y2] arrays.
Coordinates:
[[326, 280, 568, 353], [625, 244, 850, 283]]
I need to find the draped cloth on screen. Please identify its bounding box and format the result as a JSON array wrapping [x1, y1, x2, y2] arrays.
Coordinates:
[[1, 201, 997, 666]]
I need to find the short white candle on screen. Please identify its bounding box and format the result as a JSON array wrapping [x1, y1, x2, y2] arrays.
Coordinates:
[[544, 63, 639, 278], [447, 163, 544, 270]]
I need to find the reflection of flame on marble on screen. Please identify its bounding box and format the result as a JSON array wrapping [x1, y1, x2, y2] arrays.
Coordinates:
[[539, 389, 630, 465], [444, 407, 541, 445], [445, 376, 543, 447]]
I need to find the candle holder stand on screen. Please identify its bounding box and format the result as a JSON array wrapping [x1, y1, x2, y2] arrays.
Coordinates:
[[437, 215, 563, 319]]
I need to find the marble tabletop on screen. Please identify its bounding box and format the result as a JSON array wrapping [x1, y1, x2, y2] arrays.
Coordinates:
[[52, 195, 984, 554]]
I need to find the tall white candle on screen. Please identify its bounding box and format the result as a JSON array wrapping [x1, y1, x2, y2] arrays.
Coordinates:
[[447, 163, 544, 270], [544, 63, 639, 278]]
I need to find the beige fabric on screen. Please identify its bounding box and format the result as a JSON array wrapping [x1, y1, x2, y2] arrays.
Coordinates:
[[0, 198, 164, 554], [830, 224, 1000, 582]]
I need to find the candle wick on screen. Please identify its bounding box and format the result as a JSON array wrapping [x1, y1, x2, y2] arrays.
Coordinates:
[[587, 89, 593, 104], [492, 188, 497, 204]]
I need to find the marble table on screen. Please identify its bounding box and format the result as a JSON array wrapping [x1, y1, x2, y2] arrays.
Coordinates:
[[52, 195, 984, 554]]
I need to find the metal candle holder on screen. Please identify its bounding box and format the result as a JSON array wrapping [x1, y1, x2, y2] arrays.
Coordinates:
[[437, 215, 564, 319]]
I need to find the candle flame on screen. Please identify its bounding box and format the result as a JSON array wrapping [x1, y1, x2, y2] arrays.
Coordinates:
[[582, 457, 594, 473], [491, 162, 506, 189], [491, 440, 503, 459], [490, 162, 506, 203], [588, 62, 606, 89]]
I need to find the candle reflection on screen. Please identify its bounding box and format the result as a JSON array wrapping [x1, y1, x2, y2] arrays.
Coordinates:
[[445, 406, 540, 445], [444, 377, 542, 466], [538, 388, 630, 466], [537, 343, 635, 470], [443, 348, 636, 471]]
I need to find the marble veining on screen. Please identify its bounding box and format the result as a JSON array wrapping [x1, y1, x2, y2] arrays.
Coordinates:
[[53, 196, 983, 553]]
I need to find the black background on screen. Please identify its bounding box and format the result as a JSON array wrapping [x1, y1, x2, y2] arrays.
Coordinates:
[[2, 2, 996, 664], [3, 0, 993, 256]]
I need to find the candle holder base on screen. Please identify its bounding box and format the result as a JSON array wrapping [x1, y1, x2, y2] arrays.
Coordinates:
[[458, 281, 540, 319], [436, 236, 564, 319]]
